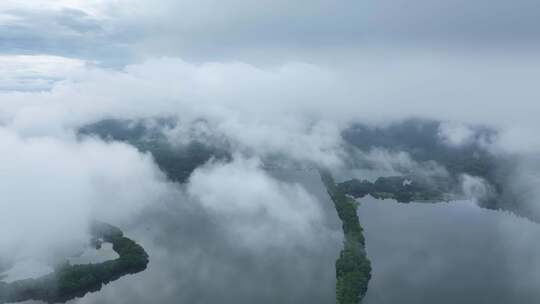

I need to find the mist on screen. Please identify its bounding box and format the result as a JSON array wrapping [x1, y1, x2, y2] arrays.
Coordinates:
[[0, 128, 172, 264], [2, 1, 540, 303]]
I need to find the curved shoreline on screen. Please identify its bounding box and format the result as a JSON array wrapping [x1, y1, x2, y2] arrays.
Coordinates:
[[0, 222, 149, 304]]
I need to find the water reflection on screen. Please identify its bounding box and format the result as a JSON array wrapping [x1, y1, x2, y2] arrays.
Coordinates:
[[0, 260, 53, 283], [15, 170, 341, 304], [68, 244, 119, 266], [359, 197, 540, 304], [13, 171, 540, 304]]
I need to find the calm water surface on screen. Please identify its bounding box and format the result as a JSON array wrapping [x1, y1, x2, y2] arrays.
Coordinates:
[[18, 170, 341, 304], [15, 171, 540, 304], [359, 197, 540, 304]]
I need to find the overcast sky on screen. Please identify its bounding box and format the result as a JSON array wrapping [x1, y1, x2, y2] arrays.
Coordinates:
[[2, 1, 540, 296], [2, 0, 540, 64], [2, 1, 539, 133]]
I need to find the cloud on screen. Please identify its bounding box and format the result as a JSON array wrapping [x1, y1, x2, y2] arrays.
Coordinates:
[[187, 155, 325, 248], [339, 148, 449, 181], [0, 127, 172, 263], [0, 58, 349, 166], [0, 11, 539, 284], [3, 0, 540, 65], [2, 52, 540, 157], [62, 167, 341, 304], [438, 122, 476, 147], [2, 1, 540, 300], [495, 155, 540, 220], [0, 1, 132, 66], [460, 174, 495, 202], [0, 54, 87, 91]]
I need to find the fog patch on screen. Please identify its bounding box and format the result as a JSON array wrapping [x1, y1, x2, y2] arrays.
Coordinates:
[[498, 155, 540, 221], [438, 122, 476, 147], [0, 259, 53, 283], [460, 174, 496, 202], [187, 156, 325, 249], [336, 147, 450, 182], [0, 127, 174, 269]]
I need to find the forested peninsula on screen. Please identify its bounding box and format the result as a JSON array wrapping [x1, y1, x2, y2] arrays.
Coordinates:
[[0, 222, 148, 304], [321, 171, 372, 304]]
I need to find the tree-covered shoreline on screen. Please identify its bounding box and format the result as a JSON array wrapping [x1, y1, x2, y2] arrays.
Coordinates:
[[0, 222, 149, 304], [320, 171, 371, 304]]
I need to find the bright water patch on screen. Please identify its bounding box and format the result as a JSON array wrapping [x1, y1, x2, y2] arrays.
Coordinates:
[[0, 259, 53, 283], [68, 243, 119, 265], [0, 242, 119, 285]]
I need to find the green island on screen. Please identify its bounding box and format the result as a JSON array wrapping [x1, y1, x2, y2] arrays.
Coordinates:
[[0, 221, 149, 304], [320, 171, 372, 304]]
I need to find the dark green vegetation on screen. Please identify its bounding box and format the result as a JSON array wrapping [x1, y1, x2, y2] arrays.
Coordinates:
[[342, 119, 514, 211], [342, 119, 540, 225], [0, 222, 148, 304], [321, 171, 371, 304], [79, 118, 230, 183], [342, 119, 497, 181], [338, 175, 454, 203]]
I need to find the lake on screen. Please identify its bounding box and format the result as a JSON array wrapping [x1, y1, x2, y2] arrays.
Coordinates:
[[359, 197, 540, 304], [11, 170, 540, 303], [14, 170, 342, 304]]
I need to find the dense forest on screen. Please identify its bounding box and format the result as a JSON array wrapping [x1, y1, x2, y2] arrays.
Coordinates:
[[321, 171, 371, 304]]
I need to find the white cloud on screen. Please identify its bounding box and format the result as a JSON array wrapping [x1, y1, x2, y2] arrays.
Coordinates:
[[460, 174, 494, 201], [0, 58, 348, 166], [0, 52, 539, 160], [0, 127, 173, 262], [2, 2, 540, 296], [438, 122, 475, 147], [347, 148, 449, 178], [0, 55, 87, 91], [0, 0, 110, 18], [0, 52, 539, 264], [187, 156, 324, 248], [499, 155, 540, 220]]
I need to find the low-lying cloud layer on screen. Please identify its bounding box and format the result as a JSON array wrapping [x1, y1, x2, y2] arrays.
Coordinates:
[[1, 53, 540, 155], [0, 127, 171, 263], [1, 50, 539, 264], [2, 1, 540, 302], [187, 156, 325, 248]]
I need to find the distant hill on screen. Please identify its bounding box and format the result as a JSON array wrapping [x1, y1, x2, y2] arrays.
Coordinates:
[[79, 118, 230, 183]]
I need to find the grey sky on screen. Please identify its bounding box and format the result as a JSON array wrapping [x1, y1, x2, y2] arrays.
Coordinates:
[[1, 0, 540, 65]]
